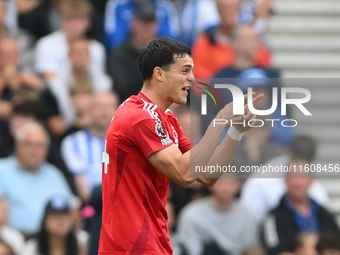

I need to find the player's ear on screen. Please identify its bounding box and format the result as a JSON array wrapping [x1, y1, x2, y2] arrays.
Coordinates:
[[153, 67, 164, 82]]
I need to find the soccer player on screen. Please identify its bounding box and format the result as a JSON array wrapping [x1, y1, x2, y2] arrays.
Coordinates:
[[99, 37, 263, 254]]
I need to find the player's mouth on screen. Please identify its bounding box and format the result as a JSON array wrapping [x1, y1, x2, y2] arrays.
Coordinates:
[[182, 86, 190, 95]]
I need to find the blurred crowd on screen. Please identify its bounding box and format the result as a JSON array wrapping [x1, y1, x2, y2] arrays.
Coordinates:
[[0, 0, 339, 255]]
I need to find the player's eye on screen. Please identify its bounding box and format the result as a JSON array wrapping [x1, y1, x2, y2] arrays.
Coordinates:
[[182, 69, 188, 74]]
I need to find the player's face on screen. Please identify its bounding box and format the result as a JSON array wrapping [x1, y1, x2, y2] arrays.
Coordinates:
[[162, 54, 194, 105]]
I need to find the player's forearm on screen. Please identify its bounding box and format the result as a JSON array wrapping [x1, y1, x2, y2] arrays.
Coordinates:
[[188, 121, 225, 175], [209, 134, 240, 169], [197, 134, 240, 186], [171, 121, 225, 188]]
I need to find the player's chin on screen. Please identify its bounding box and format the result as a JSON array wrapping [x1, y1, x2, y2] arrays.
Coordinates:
[[178, 97, 187, 105]]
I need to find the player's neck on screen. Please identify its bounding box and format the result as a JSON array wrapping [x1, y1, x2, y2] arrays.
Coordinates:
[[141, 85, 171, 112]]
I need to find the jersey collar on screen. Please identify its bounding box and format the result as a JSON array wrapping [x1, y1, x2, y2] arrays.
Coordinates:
[[138, 92, 168, 120]]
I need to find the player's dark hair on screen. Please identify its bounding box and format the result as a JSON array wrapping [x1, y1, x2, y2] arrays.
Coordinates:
[[138, 37, 191, 81], [289, 135, 316, 162]]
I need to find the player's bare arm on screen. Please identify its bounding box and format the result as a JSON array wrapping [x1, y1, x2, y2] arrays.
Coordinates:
[[148, 93, 264, 188], [197, 93, 263, 186]]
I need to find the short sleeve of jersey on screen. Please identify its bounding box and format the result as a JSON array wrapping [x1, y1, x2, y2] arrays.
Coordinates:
[[178, 128, 195, 154], [131, 118, 174, 158]]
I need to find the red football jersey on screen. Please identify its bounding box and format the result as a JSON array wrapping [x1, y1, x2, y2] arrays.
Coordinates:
[[99, 92, 192, 254]]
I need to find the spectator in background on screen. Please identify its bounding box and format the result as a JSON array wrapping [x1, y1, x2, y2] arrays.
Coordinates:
[[0, 101, 77, 195], [241, 135, 329, 222], [191, 0, 271, 78], [179, 0, 220, 47], [104, 0, 179, 52], [61, 92, 118, 202], [47, 0, 104, 43], [213, 25, 294, 147], [261, 164, 340, 255], [25, 196, 89, 255], [0, 240, 15, 255], [0, 37, 41, 85], [0, 0, 35, 73], [0, 123, 73, 236], [41, 38, 111, 135], [0, 37, 42, 130], [294, 232, 318, 255], [62, 82, 93, 137], [0, 193, 25, 255], [14, 0, 50, 40], [214, 25, 275, 78], [35, 0, 106, 80], [0, 38, 41, 88], [177, 176, 260, 255], [107, 1, 157, 102]]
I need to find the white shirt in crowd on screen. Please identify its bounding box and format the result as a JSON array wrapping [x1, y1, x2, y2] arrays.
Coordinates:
[[35, 30, 106, 76]]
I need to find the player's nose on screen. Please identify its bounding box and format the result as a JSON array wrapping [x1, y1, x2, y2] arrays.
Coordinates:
[[189, 76, 195, 84]]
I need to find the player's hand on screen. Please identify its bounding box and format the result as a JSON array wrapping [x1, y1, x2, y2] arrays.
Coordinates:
[[216, 97, 245, 128], [234, 93, 264, 133]]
